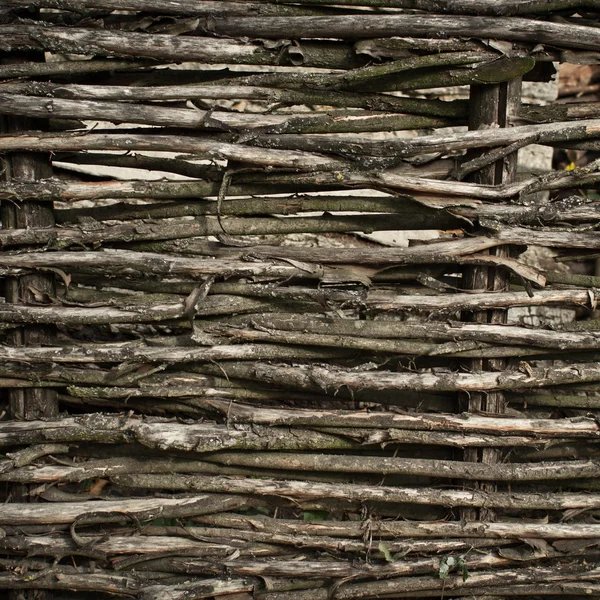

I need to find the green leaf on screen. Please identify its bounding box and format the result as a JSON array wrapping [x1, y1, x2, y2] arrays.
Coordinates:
[[438, 555, 456, 580], [438, 555, 469, 581], [378, 542, 394, 563]]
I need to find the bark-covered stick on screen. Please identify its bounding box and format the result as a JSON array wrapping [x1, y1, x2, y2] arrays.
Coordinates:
[[0, 412, 596, 443], [0, 415, 357, 451], [195, 512, 600, 540], [110, 473, 600, 510], [52, 194, 600, 226], [0, 25, 362, 69], [249, 362, 600, 393], [0, 128, 598, 193], [0, 531, 513, 559], [0, 213, 449, 244], [5, 452, 600, 482], [231, 314, 600, 350], [0, 288, 588, 326], [0, 494, 248, 525], [0, 82, 467, 118], [0, 93, 454, 134], [2, 0, 598, 17], [53, 195, 447, 221], [199, 14, 600, 51]]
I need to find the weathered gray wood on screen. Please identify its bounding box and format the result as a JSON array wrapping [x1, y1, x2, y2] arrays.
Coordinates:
[[194, 512, 600, 540], [0, 411, 596, 442], [0, 25, 361, 69], [223, 315, 600, 350], [5, 452, 600, 482], [0, 82, 467, 118], [2, 0, 336, 15], [195, 14, 600, 51], [4, 0, 598, 17], [249, 361, 600, 393], [108, 473, 600, 509], [0, 415, 356, 452], [0, 494, 248, 525], [0, 213, 448, 242], [1, 3, 598, 595], [0, 93, 454, 133]]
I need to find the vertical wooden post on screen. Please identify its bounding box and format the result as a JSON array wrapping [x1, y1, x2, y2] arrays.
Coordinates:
[[461, 77, 522, 522], [1, 114, 57, 600], [0, 45, 59, 431], [1, 123, 58, 423]]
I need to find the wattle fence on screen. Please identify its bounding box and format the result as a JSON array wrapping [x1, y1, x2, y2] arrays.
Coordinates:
[[1, 1, 600, 599]]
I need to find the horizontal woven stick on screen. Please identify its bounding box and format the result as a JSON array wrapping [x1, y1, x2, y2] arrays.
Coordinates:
[[0, 567, 253, 600], [0, 133, 354, 171], [0, 531, 512, 559], [0, 238, 521, 270], [367, 288, 592, 312], [0, 295, 316, 324], [14, 119, 600, 158], [0, 231, 543, 285], [493, 225, 600, 249], [53, 195, 446, 221], [0, 24, 362, 69], [0, 534, 277, 561], [0, 287, 587, 326], [3, 0, 597, 17], [208, 0, 600, 16], [202, 400, 600, 437], [0, 289, 589, 326], [0, 415, 356, 452], [1, 135, 597, 198], [247, 120, 600, 158], [518, 101, 600, 123], [55, 194, 600, 225], [230, 314, 600, 350], [6, 452, 598, 482], [199, 14, 600, 51], [6, 406, 554, 446], [0, 81, 467, 118], [0, 494, 247, 525], [230, 168, 600, 200], [6, 442, 600, 481], [0, 455, 369, 486], [62, 282, 361, 310], [0, 411, 597, 446], [2, 563, 598, 599], [2, 0, 353, 15], [465, 196, 600, 224], [0, 213, 445, 244], [111, 473, 600, 509], [191, 328, 550, 359], [0, 93, 454, 134], [0, 59, 158, 79], [0, 363, 220, 388], [237, 56, 534, 93], [260, 565, 600, 600], [0, 249, 322, 278], [1, 553, 542, 582], [201, 451, 600, 481], [107, 236, 511, 264], [196, 512, 600, 540], [510, 392, 600, 409], [0, 340, 354, 362], [248, 361, 600, 393]]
